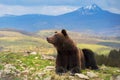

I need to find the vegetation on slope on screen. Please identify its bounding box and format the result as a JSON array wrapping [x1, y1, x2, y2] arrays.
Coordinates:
[[0, 52, 120, 80], [0, 30, 120, 80], [77, 43, 111, 55]]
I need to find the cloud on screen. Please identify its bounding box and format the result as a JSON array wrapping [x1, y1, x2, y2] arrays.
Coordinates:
[[108, 8, 120, 14], [0, 0, 120, 8], [0, 0, 111, 7], [0, 0, 120, 16], [0, 4, 78, 16], [0, 0, 82, 6], [92, 0, 120, 14]]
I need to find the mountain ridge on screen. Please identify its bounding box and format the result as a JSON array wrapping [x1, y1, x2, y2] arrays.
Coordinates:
[[0, 4, 120, 36]]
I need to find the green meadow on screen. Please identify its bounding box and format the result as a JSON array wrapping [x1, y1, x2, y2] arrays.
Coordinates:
[[0, 52, 120, 80], [0, 30, 120, 80]]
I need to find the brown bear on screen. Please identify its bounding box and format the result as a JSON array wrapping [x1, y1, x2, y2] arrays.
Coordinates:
[[82, 49, 98, 70], [46, 29, 98, 75], [46, 29, 85, 74]]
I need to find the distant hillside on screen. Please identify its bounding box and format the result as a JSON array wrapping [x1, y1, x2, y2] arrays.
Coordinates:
[[0, 4, 120, 36], [36, 30, 120, 49], [0, 29, 119, 53], [0, 30, 50, 52]]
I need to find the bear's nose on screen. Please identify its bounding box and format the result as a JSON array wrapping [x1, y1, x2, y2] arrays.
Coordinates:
[[46, 37, 49, 41], [46, 37, 51, 43]]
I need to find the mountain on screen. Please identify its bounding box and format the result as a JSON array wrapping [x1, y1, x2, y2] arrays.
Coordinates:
[[0, 4, 120, 36], [58, 4, 120, 34]]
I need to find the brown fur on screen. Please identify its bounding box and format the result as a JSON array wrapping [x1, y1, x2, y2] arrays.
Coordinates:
[[82, 48, 98, 70], [46, 29, 85, 74]]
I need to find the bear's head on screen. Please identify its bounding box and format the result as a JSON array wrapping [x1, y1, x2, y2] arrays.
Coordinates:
[[46, 29, 74, 49], [46, 29, 68, 44]]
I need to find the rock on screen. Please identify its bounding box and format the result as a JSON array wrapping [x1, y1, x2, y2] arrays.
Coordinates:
[[0, 70, 3, 78], [35, 77, 39, 80], [17, 60, 22, 63], [87, 72, 98, 78], [23, 75, 28, 80], [116, 75, 120, 80], [75, 73, 89, 80], [4, 64, 16, 70], [21, 70, 29, 75], [30, 52, 37, 55], [0, 64, 20, 80], [100, 64, 107, 70], [44, 76, 51, 80], [4, 64, 18, 74], [45, 66, 55, 71], [111, 75, 120, 80], [116, 70, 120, 73], [41, 55, 55, 60], [3, 69, 11, 74], [25, 51, 37, 55], [69, 76, 74, 79], [37, 72, 45, 78]]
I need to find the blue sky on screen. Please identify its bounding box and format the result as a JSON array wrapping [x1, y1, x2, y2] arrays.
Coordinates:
[[0, 0, 120, 16]]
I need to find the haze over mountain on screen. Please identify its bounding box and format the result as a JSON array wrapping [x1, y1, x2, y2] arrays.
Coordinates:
[[0, 4, 120, 36]]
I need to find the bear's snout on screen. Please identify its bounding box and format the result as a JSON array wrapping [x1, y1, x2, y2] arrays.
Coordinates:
[[46, 37, 50, 42], [46, 37, 53, 43], [46, 37, 49, 40]]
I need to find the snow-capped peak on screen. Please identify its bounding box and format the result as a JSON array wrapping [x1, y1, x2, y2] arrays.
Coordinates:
[[77, 4, 102, 15], [85, 4, 98, 10]]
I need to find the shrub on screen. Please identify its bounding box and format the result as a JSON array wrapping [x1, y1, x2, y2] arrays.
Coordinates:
[[107, 49, 120, 67], [95, 49, 120, 67], [95, 54, 107, 65]]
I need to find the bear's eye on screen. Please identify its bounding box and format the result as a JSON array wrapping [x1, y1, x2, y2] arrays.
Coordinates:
[[54, 35, 58, 37], [54, 35, 59, 39], [55, 31, 57, 33]]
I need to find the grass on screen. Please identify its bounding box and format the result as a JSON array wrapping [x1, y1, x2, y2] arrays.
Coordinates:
[[0, 52, 54, 80], [0, 52, 120, 80], [0, 39, 112, 55], [0, 36, 50, 52], [0, 52, 54, 69], [0, 30, 118, 55], [0, 29, 120, 80]]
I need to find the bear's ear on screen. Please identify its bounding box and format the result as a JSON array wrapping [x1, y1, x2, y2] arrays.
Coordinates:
[[61, 29, 68, 37]]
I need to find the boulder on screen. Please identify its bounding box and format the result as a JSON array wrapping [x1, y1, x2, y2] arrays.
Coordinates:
[[75, 73, 89, 79], [41, 55, 55, 60], [87, 72, 98, 78]]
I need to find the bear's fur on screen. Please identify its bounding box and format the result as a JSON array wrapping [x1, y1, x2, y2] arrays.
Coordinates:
[[82, 49, 98, 70], [46, 29, 98, 74]]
